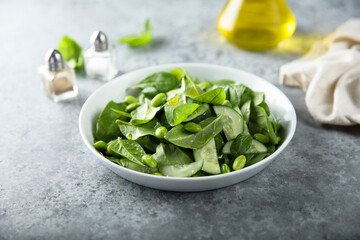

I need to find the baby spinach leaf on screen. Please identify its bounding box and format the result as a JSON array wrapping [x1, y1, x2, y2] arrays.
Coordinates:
[[95, 101, 127, 142], [173, 103, 199, 125], [164, 115, 223, 149], [230, 134, 252, 158], [116, 19, 153, 47], [153, 143, 201, 177], [140, 87, 158, 99], [193, 88, 226, 105], [109, 138, 146, 166], [252, 106, 278, 144], [252, 92, 265, 106], [58, 35, 84, 69], [244, 153, 269, 167], [183, 71, 203, 97], [241, 100, 251, 123], [116, 118, 161, 140], [128, 72, 179, 93], [214, 133, 225, 156], [168, 68, 184, 82], [130, 98, 161, 125], [183, 104, 210, 122], [135, 136, 160, 153], [211, 79, 235, 86], [121, 158, 158, 174]]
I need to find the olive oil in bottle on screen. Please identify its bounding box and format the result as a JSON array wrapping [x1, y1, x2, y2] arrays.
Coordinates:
[[217, 0, 296, 51]]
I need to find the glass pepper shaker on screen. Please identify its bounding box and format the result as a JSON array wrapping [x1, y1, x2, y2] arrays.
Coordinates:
[[38, 49, 78, 102], [84, 31, 118, 81]]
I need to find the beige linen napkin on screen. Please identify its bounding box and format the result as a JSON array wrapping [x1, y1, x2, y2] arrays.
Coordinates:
[[280, 19, 360, 125]]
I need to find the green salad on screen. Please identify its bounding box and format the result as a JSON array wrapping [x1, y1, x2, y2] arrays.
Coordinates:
[[93, 69, 282, 177]]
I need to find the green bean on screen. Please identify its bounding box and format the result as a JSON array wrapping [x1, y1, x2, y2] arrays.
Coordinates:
[[151, 93, 167, 107], [141, 154, 157, 169], [126, 102, 140, 112], [221, 163, 231, 174], [222, 100, 232, 108], [232, 155, 246, 171], [253, 133, 270, 144], [153, 172, 163, 176], [155, 126, 168, 139], [184, 122, 202, 133], [93, 141, 108, 152], [125, 95, 138, 104]]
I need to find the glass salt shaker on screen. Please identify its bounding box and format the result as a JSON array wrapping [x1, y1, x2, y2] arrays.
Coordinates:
[[38, 49, 78, 102], [84, 31, 118, 81]]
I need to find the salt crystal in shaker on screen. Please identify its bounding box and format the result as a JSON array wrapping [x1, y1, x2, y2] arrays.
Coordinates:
[[84, 31, 118, 81], [38, 49, 78, 102]]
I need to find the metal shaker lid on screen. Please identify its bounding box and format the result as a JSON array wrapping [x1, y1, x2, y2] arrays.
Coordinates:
[[45, 48, 64, 72], [90, 31, 108, 52]]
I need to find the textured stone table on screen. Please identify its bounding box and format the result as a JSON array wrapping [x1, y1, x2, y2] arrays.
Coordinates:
[[1, 0, 359, 239]]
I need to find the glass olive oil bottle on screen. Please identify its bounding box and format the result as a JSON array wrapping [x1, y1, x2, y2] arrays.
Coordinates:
[[217, 0, 296, 51]]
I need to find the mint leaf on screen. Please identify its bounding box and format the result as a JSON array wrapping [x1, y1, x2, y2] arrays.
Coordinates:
[[117, 19, 153, 47], [58, 35, 84, 69]]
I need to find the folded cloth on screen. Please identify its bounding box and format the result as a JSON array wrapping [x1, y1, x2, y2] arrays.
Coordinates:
[[280, 18, 360, 125]]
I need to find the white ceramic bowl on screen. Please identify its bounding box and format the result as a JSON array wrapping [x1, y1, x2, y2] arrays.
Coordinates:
[[79, 63, 296, 192]]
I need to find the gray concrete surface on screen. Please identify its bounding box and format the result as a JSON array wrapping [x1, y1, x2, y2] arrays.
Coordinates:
[[0, 0, 359, 239]]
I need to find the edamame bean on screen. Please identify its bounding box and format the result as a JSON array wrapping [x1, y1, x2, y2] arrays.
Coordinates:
[[232, 155, 246, 171], [126, 102, 140, 112], [151, 93, 167, 107], [184, 122, 202, 133], [276, 136, 281, 144], [222, 100, 232, 107], [221, 163, 231, 174], [125, 95, 138, 104], [253, 133, 269, 144], [93, 141, 108, 152], [153, 172, 163, 176], [155, 126, 168, 139], [106, 145, 113, 155], [141, 154, 157, 169]]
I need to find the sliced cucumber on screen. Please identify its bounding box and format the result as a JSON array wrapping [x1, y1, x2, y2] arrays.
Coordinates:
[[222, 141, 233, 154], [246, 139, 267, 153], [193, 138, 221, 174], [222, 139, 267, 155], [161, 160, 204, 177], [213, 106, 244, 140]]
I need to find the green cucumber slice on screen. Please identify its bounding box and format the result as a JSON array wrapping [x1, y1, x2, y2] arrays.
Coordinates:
[[222, 141, 232, 154], [246, 139, 267, 153], [213, 106, 244, 140], [193, 138, 221, 174], [161, 160, 204, 177], [222, 139, 267, 155]]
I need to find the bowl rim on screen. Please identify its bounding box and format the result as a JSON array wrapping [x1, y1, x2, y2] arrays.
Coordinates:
[[79, 63, 297, 182]]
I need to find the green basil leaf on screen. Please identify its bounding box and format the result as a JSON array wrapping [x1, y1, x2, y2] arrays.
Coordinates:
[[116, 19, 153, 47], [58, 35, 84, 69]]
